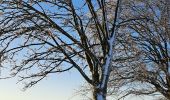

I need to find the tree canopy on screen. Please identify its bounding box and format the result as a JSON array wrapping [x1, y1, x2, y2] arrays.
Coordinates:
[[0, 0, 169, 100]]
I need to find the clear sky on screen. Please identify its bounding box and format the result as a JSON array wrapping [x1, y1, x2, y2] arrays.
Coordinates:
[[0, 69, 157, 100], [0, 69, 85, 100]]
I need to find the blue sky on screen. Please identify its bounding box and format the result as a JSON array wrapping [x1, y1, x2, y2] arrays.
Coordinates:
[[0, 68, 158, 100], [0, 69, 85, 100]]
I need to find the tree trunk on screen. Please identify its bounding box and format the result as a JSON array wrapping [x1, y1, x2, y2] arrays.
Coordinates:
[[93, 86, 107, 100], [164, 91, 170, 100]]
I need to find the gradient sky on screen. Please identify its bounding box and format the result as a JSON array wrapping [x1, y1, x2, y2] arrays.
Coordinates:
[[0, 69, 85, 100], [0, 69, 157, 100]]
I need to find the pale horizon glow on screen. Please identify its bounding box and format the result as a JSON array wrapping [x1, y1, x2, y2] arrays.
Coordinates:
[[0, 70, 157, 100], [0, 70, 84, 100]]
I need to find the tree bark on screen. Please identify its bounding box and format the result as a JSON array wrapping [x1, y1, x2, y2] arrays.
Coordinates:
[[164, 91, 170, 100], [93, 85, 107, 100]]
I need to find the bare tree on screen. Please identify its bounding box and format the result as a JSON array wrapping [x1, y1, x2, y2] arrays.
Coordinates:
[[111, 0, 170, 99], [0, 0, 122, 100]]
